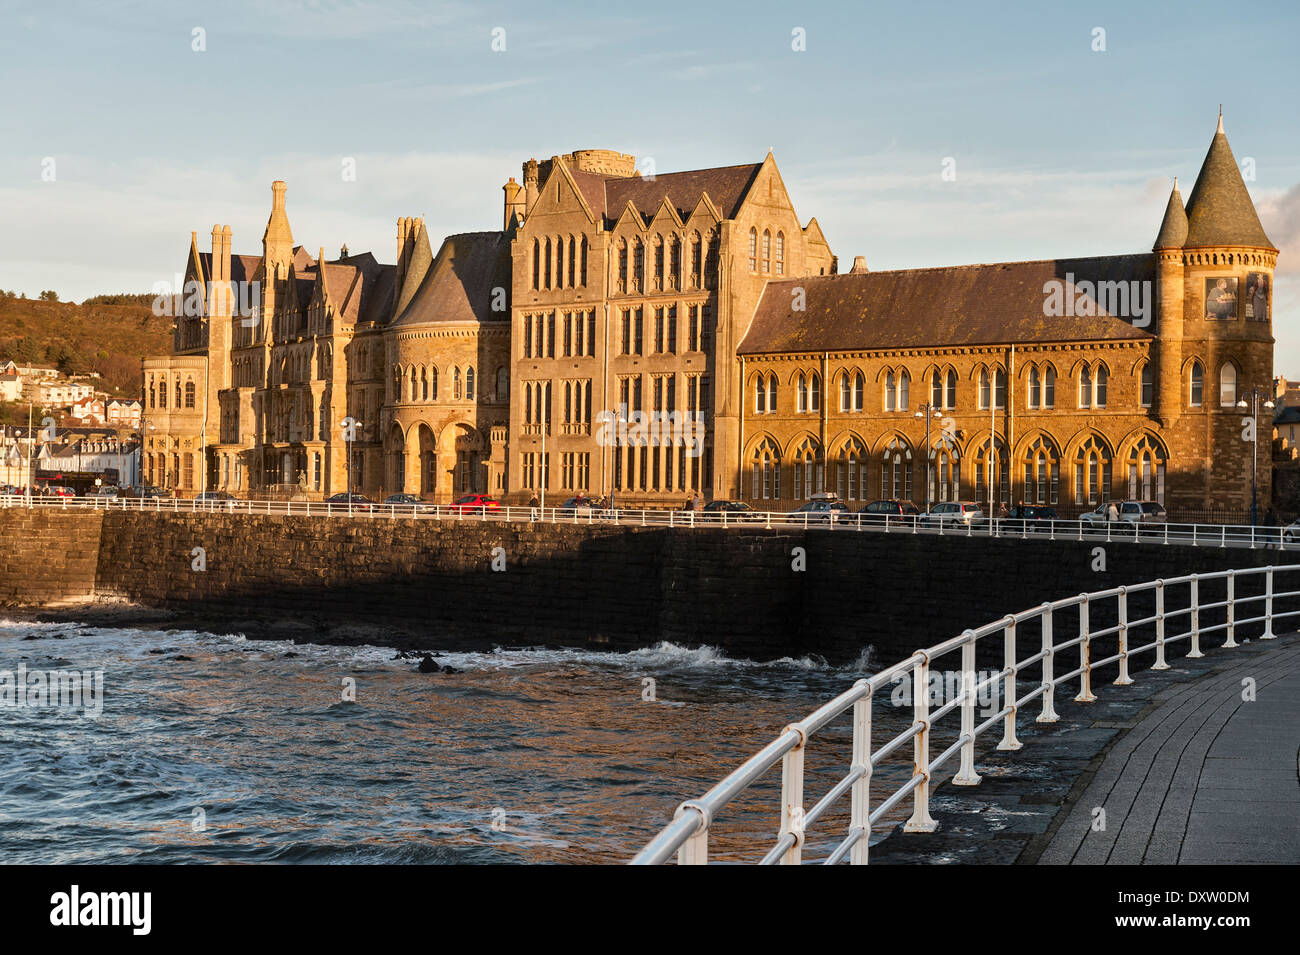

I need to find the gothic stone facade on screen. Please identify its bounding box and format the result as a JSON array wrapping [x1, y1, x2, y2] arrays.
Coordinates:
[[144, 119, 1275, 516]]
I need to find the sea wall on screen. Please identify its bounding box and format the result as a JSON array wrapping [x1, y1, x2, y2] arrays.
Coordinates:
[[0, 508, 1290, 661]]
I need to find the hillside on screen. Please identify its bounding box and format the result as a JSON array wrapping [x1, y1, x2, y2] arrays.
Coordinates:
[[0, 293, 172, 396]]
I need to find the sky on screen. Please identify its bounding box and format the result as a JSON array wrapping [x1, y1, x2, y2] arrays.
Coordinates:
[[2, 0, 1298, 369]]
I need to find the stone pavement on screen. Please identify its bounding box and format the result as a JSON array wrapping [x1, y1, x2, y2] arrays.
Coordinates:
[[1036, 637, 1300, 865], [869, 634, 1300, 865]]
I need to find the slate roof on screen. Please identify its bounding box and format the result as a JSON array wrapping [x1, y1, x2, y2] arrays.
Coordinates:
[[738, 254, 1157, 356], [1183, 124, 1275, 250], [560, 162, 762, 224], [391, 231, 511, 327], [1153, 184, 1188, 251]]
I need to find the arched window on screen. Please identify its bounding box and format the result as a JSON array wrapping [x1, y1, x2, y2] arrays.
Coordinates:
[[837, 438, 868, 501], [496, 367, 508, 402], [690, 233, 702, 288], [775, 231, 785, 275], [653, 235, 664, 291], [567, 235, 576, 288], [1128, 436, 1167, 502], [617, 240, 628, 293], [974, 438, 1010, 508], [1095, 364, 1108, 408], [1042, 365, 1055, 409], [429, 366, 438, 400], [1074, 436, 1112, 505], [897, 370, 910, 411], [840, 373, 852, 412], [532, 239, 540, 291], [751, 439, 781, 500], [1219, 363, 1237, 407], [798, 373, 809, 413], [668, 235, 680, 290], [980, 367, 1006, 409], [580, 235, 588, 287], [761, 229, 771, 273], [809, 372, 821, 412], [1079, 364, 1092, 409], [931, 368, 943, 408], [393, 366, 402, 400], [767, 374, 777, 413], [755, 375, 767, 414], [748, 228, 758, 272], [945, 369, 957, 409], [409, 367, 417, 402], [420, 366, 429, 401], [853, 373, 864, 412], [931, 437, 961, 503], [632, 238, 644, 292], [793, 438, 821, 499], [885, 372, 896, 412], [881, 437, 912, 501], [1190, 361, 1204, 407], [1028, 365, 1040, 409], [1139, 363, 1153, 408], [453, 366, 462, 400], [1022, 436, 1060, 505], [544, 237, 552, 290], [466, 367, 475, 401]]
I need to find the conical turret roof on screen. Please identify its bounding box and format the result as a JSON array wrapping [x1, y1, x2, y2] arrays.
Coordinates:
[[1183, 114, 1274, 250], [1153, 179, 1188, 250]]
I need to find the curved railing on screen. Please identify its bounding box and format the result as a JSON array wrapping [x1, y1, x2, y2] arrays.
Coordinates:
[[630, 564, 1297, 865], [0, 495, 1294, 551]]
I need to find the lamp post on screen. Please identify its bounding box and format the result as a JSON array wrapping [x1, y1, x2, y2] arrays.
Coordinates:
[[914, 404, 943, 513], [1236, 388, 1274, 526]]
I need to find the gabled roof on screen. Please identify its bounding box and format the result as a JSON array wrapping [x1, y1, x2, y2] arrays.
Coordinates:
[[1183, 117, 1275, 250], [391, 231, 510, 328], [603, 163, 761, 222], [738, 254, 1156, 356], [197, 252, 263, 286]]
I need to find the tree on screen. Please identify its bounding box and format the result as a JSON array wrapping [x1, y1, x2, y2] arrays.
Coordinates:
[[39, 290, 58, 302]]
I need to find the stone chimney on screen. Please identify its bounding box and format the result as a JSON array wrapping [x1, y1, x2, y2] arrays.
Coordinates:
[[503, 177, 524, 228], [523, 159, 539, 215], [395, 217, 422, 293], [849, 255, 869, 275]]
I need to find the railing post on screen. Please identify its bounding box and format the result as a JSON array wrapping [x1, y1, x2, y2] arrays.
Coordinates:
[[997, 617, 1022, 750], [904, 653, 938, 831], [778, 726, 807, 862], [1075, 596, 1097, 703], [1152, 580, 1170, 669], [674, 803, 709, 865], [1187, 574, 1203, 658], [1223, 572, 1238, 648], [849, 683, 874, 864], [953, 632, 982, 785], [1114, 586, 1134, 685], [1038, 604, 1059, 722], [1262, 568, 1276, 639]]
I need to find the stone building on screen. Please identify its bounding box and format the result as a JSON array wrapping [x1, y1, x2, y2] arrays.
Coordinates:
[[143, 115, 1276, 516]]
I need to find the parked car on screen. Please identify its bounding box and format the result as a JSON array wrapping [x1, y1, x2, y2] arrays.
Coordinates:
[[1081, 500, 1167, 529], [127, 485, 169, 499], [1005, 504, 1059, 532], [698, 500, 764, 522], [92, 485, 122, 498], [921, 501, 985, 528], [383, 493, 435, 514], [1282, 519, 1300, 544], [788, 493, 851, 525], [45, 486, 75, 498], [194, 490, 236, 502], [447, 493, 501, 514], [325, 492, 375, 511], [859, 500, 922, 526], [558, 494, 605, 515]]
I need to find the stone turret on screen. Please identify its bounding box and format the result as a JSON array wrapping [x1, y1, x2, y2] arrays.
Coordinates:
[[1153, 179, 1186, 425]]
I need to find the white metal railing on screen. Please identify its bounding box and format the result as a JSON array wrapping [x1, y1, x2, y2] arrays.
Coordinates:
[[630, 564, 1295, 865], [0, 494, 1294, 551]]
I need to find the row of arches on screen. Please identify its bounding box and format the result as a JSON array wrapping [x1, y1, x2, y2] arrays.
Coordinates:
[[746, 430, 1170, 507], [146, 374, 196, 411], [748, 357, 1245, 415], [392, 364, 510, 404], [747, 227, 786, 275], [616, 231, 719, 294], [531, 234, 590, 291]]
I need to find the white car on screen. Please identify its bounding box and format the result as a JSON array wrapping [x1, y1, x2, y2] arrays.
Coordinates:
[[921, 501, 985, 527], [1081, 500, 1167, 527]]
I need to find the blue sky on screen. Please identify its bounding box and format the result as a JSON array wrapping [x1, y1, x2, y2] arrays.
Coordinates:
[[2, 0, 1298, 368]]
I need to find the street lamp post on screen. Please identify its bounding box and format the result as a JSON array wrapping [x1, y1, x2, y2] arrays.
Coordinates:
[[914, 404, 942, 513], [1236, 388, 1274, 526]]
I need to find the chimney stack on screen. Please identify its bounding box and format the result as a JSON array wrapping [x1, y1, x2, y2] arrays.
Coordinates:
[[523, 159, 539, 215], [503, 177, 524, 229], [849, 256, 869, 275]]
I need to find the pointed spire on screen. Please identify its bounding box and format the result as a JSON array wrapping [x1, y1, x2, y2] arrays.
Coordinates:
[[1183, 111, 1275, 250], [1153, 178, 1188, 250], [317, 247, 329, 301], [262, 180, 294, 249], [1217, 104, 1223, 133]]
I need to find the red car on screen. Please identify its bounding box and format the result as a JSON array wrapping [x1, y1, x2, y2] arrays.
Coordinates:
[[447, 494, 501, 514]]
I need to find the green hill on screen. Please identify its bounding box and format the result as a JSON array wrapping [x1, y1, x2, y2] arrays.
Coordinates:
[[0, 292, 172, 397]]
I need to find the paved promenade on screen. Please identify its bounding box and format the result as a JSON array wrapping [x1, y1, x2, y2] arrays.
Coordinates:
[[871, 634, 1299, 865], [1038, 637, 1300, 865]]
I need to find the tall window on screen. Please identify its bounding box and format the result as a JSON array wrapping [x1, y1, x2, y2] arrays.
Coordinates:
[[798, 373, 809, 414], [466, 367, 475, 401], [837, 438, 867, 501], [809, 372, 820, 412], [881, 438, 912, 501], [885, 372, 896, 412], [617, 240, 628, 293], [1079, 365, 1092, 409], [931, 441, 960, 503], [1095, 364, 1108, 407], [974, 439, 1010, 507], [840, 373, 852, 412], [1127, 436, 1166, 502], [761, 230, 771, 273], [1219, 363, 1237, 407], [632, 239, 643, 293], [1190, 361, 1204, 407], [748, 228, 757, 272], [755, 375, 767, 414], [767, 375, 777, 413], [751, 440, 780, 500], [793, 438, 821, 500], [1140, 363, 1153, 408], [1028, 366, 1040, 409], [980, 367, 1006, 409], [1022, 436, 1060, 505], [775, 232, 785, 275], [1074, 436, 1112, 505]]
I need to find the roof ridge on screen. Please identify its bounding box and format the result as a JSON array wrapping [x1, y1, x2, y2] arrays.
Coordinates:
[[764, 253, 1151, 283]]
